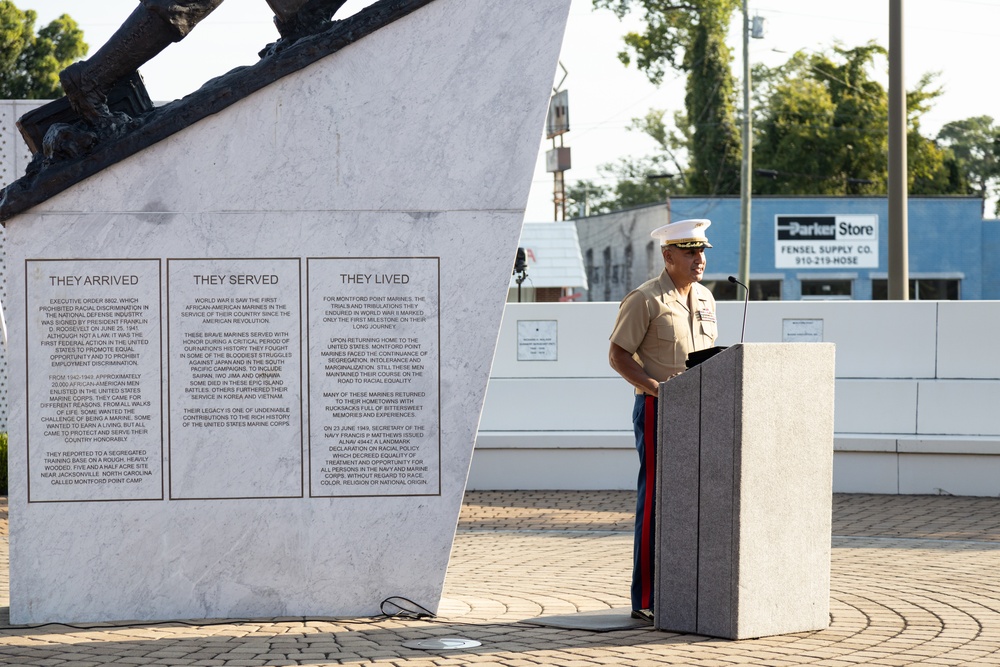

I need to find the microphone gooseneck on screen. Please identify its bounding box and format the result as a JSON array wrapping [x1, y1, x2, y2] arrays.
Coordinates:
[[728, 276, 749, 344]]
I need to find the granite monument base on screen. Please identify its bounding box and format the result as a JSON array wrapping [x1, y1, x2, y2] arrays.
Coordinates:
[[655, 343, 835, 639], [6, 0, 571, 624]]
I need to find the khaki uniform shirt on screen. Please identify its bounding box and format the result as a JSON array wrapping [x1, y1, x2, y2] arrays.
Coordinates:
[[609, 270, 718, 392]]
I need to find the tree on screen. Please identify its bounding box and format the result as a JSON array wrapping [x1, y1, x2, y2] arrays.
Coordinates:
[[594, 0, 742, 195], [567, 109, 689, 217], [749, 55, 842, 194], [0, 1, 87, 99], [566, 109, 688, 217], [936, 116, 1000, 209], [566, 157, 680, 218], [752, 44, 962, 196], [575, 12, 969, 213]]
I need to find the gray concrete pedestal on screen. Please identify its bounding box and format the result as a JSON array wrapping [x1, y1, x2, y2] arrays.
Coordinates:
[[655, 343, 835, 639]]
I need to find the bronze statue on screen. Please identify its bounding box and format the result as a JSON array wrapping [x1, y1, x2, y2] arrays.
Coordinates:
[[3, 0, 433, 221], [60, 0, 349, 123]]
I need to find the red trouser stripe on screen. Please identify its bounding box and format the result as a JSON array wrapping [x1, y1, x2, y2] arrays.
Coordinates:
[[639, 394, 657, 609]]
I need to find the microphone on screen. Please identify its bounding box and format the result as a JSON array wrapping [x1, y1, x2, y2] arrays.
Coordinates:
[[728, 276, 749, 344]]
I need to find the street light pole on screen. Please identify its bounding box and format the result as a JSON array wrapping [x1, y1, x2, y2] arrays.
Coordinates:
[[737, 0, 753, 300]]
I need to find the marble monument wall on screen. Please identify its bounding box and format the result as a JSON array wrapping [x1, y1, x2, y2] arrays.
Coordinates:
[[6, 0, 572, 624]]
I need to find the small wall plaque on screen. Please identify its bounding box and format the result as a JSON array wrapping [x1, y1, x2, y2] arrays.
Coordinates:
[[517, 320, 558, 361], [782, 318, 824, 342]]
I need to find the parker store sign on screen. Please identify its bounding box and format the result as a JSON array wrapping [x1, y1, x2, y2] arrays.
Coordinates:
[[775, 214, 879, 269]]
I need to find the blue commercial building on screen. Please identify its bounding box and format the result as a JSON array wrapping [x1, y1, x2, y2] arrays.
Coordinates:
[[574, 196, 1000, 301]]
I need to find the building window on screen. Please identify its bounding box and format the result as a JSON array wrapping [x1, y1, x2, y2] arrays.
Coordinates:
[[801, 279, 853, 300], [704, 279, 782, 301], [872, 278, 960, 300], [603, 246, 612, 301], [624, 244, 633, 289], [646, 241, 657, 279], [584, 249, 594, 302]]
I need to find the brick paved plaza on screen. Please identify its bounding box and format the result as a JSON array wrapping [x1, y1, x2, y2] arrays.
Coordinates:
[[2, 492, 1000, 666]]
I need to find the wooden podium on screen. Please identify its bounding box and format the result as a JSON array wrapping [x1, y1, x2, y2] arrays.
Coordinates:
[[655, 343, 835, 639]]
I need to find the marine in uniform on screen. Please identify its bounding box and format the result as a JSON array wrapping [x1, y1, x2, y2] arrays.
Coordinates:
[[608, 218, 718, 622]]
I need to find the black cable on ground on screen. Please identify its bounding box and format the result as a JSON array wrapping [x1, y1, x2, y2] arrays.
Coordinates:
[[379, 596, 436, 619]]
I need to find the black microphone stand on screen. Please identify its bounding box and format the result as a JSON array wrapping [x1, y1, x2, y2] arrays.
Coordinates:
[[728, 276, 749, 344]]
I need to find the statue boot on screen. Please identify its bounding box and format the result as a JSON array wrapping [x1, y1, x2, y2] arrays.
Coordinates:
[[60, 0, 224, 124], [266, 0, 349, 49]]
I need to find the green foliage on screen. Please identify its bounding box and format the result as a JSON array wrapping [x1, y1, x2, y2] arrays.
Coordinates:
[[573, 32, 974, 213], [0, 1, 87, 99], [566, 156, 680, 218], [566, 179, 609, 218], [936, 115, 1000, 208], [595, 0, 740, 84], [0, 433, 7, 496], [684, 17, 741, 194], [567, 109, 688, 217], [627, 108, 691, 185], [578, 6, 986, 213], [909, 127, 963, 196], [752, 46, 885, 194], [594, 0, 742, 195], [752, 44, 961, 196]]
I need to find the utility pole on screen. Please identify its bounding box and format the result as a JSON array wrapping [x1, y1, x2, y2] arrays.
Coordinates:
[[738, 2, 763, 299], [888, 0, 909, 299]]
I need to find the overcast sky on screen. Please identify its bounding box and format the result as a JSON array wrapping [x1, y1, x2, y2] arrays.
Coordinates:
[[19, 0, 1000, 221]]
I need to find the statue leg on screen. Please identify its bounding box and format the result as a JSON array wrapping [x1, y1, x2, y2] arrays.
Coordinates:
[[265, 0, 310, 25], [271, 0, 350, 42], [59, 0, 225, 123]]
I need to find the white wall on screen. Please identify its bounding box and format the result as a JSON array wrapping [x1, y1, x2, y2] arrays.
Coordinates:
[[471, 301, 1000, 496], [0, 100, 44, 433]]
